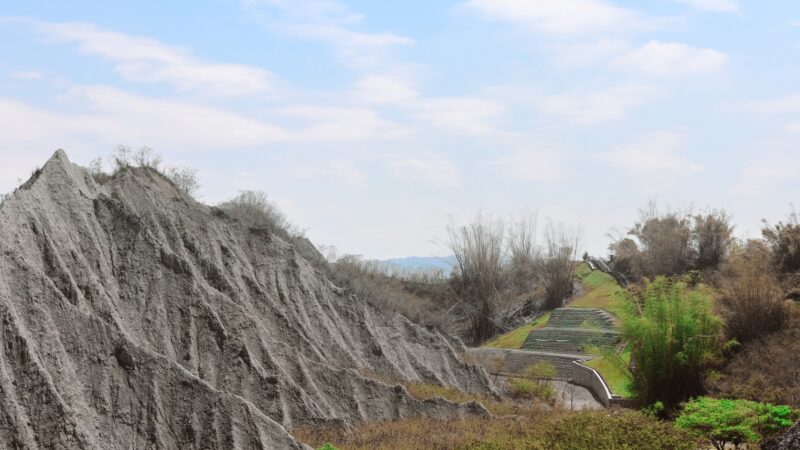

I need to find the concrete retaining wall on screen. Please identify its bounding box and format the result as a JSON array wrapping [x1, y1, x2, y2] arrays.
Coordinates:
[[571, 361, 635, 408], [468, 347, 635, 408]]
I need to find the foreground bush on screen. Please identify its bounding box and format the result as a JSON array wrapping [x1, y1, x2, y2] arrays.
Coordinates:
[[623, 278, 722, 409], [675, 397, 795, 450], [296, 410, 695, 450]]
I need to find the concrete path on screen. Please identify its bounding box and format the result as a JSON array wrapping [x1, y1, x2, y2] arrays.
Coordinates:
[[547, 380, 604, 410]]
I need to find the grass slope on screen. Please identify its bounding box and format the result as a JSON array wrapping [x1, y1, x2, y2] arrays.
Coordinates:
[[484, 312, 551, 349], [569, 263, 626, 317], [584, 350, 633, 398]]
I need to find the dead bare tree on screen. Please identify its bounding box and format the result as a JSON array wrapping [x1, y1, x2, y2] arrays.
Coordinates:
[[629, 202, 694, 278], [447, 213, 506, 344], [507, 212, 540, 294], [692, 209, 734, 272], [166, 166, 201, 198], [541, 222, 581, 309]]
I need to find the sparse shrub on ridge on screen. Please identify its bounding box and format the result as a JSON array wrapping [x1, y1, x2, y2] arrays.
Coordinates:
[[89, 146, 201, 198], [217, 190, 300, 237]]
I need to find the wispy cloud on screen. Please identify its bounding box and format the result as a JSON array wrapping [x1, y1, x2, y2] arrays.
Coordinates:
[[352, 75, 419, 105], [734, 153, 798, 198], [672, 0, 740, 13], [613, 41, 728, 76], [499, 150, 564, 182], [289, 159, 368, 189], [272, 105, 407, 141], [464, 0, 658, 35], [744, 94, 800, 114], [598, 132, 701, 190], [70, 85, 289, 146], [414, 97, 505, 135], [22, 19, 275, 97], [243, 0, 413, 68], [385, 153, 460, 188], [539, 84, 657, 124], [10, 70, 44, 80]]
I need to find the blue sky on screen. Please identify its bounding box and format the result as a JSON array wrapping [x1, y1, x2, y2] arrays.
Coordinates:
[[0, 0, 799, 259]]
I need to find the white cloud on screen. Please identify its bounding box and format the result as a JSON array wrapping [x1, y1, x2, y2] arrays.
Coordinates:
[[599, 132, 701, 189], [352, 75, 419, 105], [386, 153, 460, 188], [613, 41, 727, 76], [414, 97, 505, 135], [28, 19, 274, 97], [329, 160, 368, 189], [243, 0, 413, 68], [550, 39, 631, 67], [745, 94, 800, 114], [499, 150, 563, 182], [673, 0, 739, 13], [743, 95, 800, 132], [0, 86, 292, 154], [540, 85, 657, 124], [288, 159, 367, 189], [70, 86, 290, 146], [465, 0, 651, 35], [10, 70, 44, 80], [273, 105, 407, 141], [734, 154, 798, 198]]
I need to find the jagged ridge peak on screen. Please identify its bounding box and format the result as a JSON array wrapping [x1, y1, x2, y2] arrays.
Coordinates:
[[0, 149, 493, 449]]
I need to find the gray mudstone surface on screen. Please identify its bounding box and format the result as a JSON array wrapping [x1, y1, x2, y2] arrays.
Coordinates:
[[0, 150, 494, 449]]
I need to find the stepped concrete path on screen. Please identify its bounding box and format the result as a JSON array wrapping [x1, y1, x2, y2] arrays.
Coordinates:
[[522, 308, 620, 356], [471, 307, 625, 409]]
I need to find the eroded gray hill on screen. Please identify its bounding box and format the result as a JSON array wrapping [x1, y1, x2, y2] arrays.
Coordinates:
[[0, 150, 492, 449]]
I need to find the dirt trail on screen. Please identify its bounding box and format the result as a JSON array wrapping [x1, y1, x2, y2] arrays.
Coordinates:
[[0, 150, 494, 449]]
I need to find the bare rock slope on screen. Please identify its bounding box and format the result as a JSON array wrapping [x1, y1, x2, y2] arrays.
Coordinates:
[[0, 151, 492, 449]]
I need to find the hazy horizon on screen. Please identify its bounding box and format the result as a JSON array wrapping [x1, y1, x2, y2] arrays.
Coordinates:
[[1, 1, 798, 259]]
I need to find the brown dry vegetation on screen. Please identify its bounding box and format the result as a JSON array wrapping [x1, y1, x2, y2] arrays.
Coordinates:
[[295, 379, 693, 449], [707, 318, 800, 408], [717, 240, 790, 343], [294, 409, 695, 450]]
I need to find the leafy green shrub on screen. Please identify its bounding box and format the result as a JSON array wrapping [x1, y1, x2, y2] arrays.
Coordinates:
[[318, 444, 339, 450], [508, 377, 555, 404], [523, 361, 557, 378], [622, 278, 722, 409], [675, 397, 796, 450], [508, 378, 536, 398]]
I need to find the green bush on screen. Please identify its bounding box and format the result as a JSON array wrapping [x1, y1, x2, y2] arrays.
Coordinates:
[[524, 361, 557, 378], [675, 397, 796, 450], [318, 444, 340, 450], [622, 278, 722, 409], [507, 377, 555, 403], [508, 378, 536, 398]]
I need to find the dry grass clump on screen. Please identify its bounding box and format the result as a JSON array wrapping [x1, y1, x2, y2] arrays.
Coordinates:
[[294, 409, 695, 450], [402, 382, 544, 417]]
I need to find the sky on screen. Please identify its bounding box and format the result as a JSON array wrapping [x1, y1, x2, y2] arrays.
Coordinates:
[[0, 0, 798, 259]]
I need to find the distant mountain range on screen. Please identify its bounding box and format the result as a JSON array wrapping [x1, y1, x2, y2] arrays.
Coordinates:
[[381, 255, 456, 275]]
